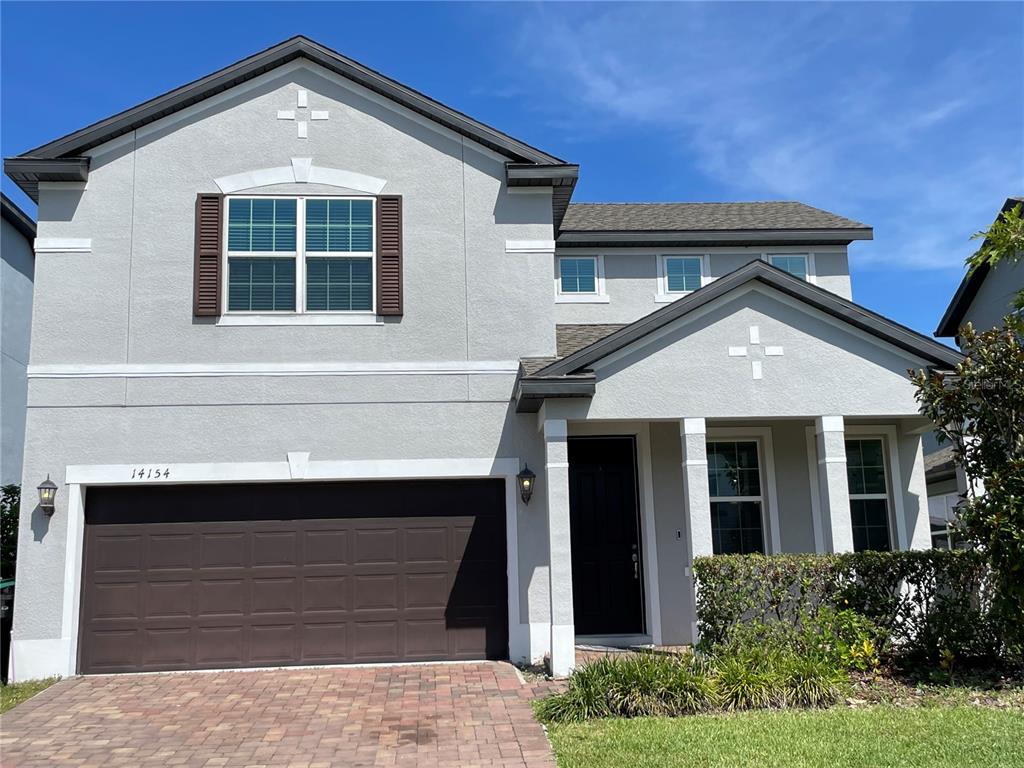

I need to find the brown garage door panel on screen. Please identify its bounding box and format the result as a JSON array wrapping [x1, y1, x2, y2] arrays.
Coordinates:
[[80, 480, 508, 673]]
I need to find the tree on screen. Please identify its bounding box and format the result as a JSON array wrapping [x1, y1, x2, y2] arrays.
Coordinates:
[[0, 485, 19, 580], [967, 201, 1024, 311], [911, 317, 1024, 652]]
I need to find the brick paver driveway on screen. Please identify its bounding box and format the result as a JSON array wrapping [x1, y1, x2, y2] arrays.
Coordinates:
[[0, 662, 557, 767]]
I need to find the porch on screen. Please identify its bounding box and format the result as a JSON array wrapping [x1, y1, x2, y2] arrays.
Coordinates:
[[540, 416, 932, 676]]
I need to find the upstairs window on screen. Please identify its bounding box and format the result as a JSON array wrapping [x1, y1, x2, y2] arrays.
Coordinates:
[[227, 198, 298, 311], [663, 256, 702, 293], [769, 254, 809, 281], [558, 257, 598, 294], [224, 196, 375, 314]]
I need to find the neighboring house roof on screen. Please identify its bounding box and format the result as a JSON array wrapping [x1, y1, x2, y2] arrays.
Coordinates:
[[935, 196, 1024, 337], [516, 260, 963, 411], [1, 192, 36, 242], [924, 444, 957, 484], [557, 202, 872, 246], [4, 35, 578, 223]]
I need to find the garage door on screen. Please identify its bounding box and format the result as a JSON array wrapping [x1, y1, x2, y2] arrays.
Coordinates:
[[79, 479, 508, 674]]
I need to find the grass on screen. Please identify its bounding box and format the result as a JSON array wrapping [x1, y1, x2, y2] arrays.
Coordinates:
[[547, 706, 1024, 768], [0, 678, 60, 714]]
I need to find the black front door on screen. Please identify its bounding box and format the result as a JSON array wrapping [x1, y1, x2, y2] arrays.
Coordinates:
[[569, 437, 645, 635]]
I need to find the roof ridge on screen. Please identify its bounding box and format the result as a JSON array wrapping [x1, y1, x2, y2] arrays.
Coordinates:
[[568, 200, 805, 207]]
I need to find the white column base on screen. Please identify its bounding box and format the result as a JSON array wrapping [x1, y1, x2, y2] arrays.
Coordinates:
[[10, 638, 72, 682], [550, 623, 576, 677]]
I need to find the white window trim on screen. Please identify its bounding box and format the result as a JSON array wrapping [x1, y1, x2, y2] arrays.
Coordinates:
[[222, 195, 377, 317], [706, 427, 782, 554], [843, 427, 907, 551], [761, 252, 816, 284], [555, 254, 609, 303], [655, 253, 709, 303]]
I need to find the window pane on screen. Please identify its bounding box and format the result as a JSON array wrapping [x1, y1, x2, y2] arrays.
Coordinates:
[[770, 255, 807, 280], [305, 257, 373, 311], [851, 499, 891, 552], [559, 258, 597, 293], [666, 257, 701, 292], [707, 441, 760, 498], [227, 198, 296, 253], [711, 501, 764, 554], [227, 257, 295, 311], [306, 199, 374, 254]]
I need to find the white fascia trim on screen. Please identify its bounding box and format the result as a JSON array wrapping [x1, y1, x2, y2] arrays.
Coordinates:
[[506, 240, 556, 254], [28, 360, 520, 379], [216, 314, 384, 327], [215, 162, 386, 195], [38, 181, 88, 191], [34, 238, 92, 253]]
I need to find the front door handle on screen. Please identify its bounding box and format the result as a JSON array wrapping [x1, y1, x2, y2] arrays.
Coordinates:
[[632, 552, 639, 579]]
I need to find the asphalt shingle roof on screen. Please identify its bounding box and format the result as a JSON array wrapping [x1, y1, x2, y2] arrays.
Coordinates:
[[560, 202, 869, 232]]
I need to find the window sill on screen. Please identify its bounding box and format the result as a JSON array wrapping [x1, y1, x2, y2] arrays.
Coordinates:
[[654, 293, 694, 304], [555, 295, 610, 304], [216, 314, 384, 326]]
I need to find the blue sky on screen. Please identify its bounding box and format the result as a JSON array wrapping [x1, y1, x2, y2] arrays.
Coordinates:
[[2, 2, 1021, 338]]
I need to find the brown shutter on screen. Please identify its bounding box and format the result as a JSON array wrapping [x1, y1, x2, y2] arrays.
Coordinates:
[[193, 193, 223, 317], [376, 195, 403, 316]]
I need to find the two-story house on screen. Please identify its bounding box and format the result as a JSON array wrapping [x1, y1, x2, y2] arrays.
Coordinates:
[[4, 37, 961, 681]]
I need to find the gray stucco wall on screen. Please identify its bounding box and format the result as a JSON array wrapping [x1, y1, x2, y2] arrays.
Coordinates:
[[554, 248, 852, 326], [16, 62, 559, 663], [1, 214, 34, 485], [961, 257, 1024, 333]]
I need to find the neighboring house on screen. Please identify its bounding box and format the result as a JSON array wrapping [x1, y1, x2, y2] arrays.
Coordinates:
[[1, 193, 35, 487], [4, 36, 961, 682], [926, 195, 1024, 543]]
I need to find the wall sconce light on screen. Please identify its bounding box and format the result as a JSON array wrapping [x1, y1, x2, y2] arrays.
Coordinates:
[[517, 465, 536, 505], [37, 475, 58, 515]]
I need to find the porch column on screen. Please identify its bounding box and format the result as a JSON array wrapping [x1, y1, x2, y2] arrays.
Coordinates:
[[680, 418, 712, 644], [815, 415, 853, 553], [544, 418, 575, 677]]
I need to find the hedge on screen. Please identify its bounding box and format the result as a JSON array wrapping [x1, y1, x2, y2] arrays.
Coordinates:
[[693, 550, 1006, 666]]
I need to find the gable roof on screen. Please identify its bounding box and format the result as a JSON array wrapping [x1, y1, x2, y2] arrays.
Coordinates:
[[557, 201, 872, 246], [935, 196, 1024, 337], [1, 192, 36, 242], [4, 35, 577, 210], [526, 259, 961, 383]]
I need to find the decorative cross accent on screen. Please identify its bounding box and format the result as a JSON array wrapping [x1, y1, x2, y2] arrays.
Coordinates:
[[276, 90, 329, 139], [727, 325, 784, 380]]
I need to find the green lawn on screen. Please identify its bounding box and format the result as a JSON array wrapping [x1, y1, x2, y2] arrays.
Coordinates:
[[547, 706, 1024, 768], [0, 678, 60, 714]]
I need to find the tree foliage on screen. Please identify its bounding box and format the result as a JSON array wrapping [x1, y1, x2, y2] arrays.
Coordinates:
[[1, 485, 19, 579], [911, 316, 1024, 648], [967, 202, 1024, 310]]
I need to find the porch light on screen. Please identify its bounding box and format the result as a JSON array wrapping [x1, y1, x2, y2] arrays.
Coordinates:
[[37, 475, 58, 515], [517, 465, 536, 505]]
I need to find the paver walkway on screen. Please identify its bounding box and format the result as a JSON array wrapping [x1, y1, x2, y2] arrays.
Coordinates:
[[0, 662, 556, 767]]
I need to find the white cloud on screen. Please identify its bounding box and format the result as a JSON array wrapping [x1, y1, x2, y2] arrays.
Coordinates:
[[507, 3, 1022, 272]]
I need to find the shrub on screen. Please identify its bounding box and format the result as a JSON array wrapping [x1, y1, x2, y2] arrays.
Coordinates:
[[694, 550, 1004, 668], [535, 653, 720, 723], [534, 650, 846, 723]]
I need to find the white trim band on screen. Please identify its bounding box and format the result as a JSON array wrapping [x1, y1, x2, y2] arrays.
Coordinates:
[[28, 360, 520, 380], [35, 238, 92, 253], [505, 240, 556, 254]]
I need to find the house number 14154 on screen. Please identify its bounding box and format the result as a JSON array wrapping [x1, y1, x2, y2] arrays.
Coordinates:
[[130, 467, 171, 480]]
